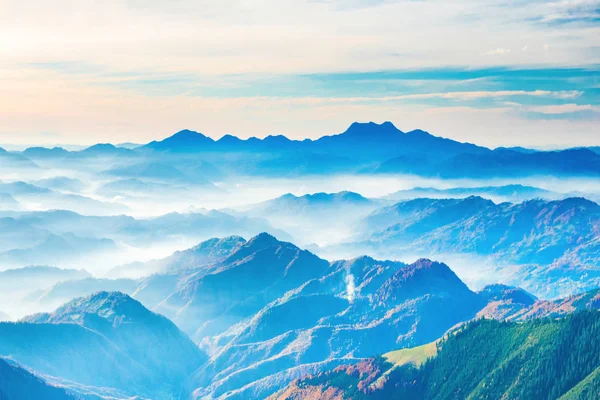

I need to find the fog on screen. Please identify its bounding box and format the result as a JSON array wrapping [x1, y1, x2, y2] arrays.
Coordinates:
[[1, 150, 599, 320]]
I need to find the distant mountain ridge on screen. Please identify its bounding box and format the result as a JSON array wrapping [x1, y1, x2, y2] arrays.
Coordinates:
[[138, 122, 489, 159], [8, 121, 600, 179]]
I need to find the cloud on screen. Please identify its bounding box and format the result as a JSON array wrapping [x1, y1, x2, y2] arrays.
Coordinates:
[[345, 273, 356, 303], [264, 90, 582, 104], [1, 0, 599, 75], [0, 0, 597, 148], [486, 48, 512, 55], [525, 103, 600, 114], [538, 0, 600, 25]]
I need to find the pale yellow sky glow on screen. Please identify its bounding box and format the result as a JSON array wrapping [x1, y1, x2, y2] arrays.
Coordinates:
[[0, 0, 598, 147]]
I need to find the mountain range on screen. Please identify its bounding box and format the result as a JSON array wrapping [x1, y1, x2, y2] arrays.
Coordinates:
[[351, 196, 600, 297], [3, 232, 600, 398], [232, 191, 381, 246], [5, 122, 600, 180], [384, 184, 570, 203], [0, 208, 288, 271]]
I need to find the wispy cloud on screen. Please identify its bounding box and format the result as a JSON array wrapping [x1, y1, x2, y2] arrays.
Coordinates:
[[486, 48, 512, 56], [538, 0, 600, 25], [526, 103, 600, 114]]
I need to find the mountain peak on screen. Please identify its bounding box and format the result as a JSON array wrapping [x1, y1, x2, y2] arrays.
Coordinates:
[[344, 121, 402, 136], [143, 129, 215, 151], [24, 291, 153, 327], [375, 259, 472, 304], [166, 129, 214, 144], [217, 134, 243, 144], [246, 232, 282, 248], [478, 284, 537, 305], [223, 232, 300, 264], [173, 129, 205, 138], [82, 143, 119, 152]]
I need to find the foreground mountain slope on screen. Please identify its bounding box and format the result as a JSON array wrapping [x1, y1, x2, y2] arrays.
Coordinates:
[[0, 358, 74, 400], [3, 292, 206, 399], [272, 310, 600, 400]]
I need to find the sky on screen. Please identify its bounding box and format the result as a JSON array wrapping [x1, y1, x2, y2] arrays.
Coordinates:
[[0, 0, 599, 148]]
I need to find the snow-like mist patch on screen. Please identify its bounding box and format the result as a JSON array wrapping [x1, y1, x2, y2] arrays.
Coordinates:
[[345, 273, 356, 303]]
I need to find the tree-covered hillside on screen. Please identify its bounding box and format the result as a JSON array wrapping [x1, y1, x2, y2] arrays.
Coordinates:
[[273, 311, 600, 399]]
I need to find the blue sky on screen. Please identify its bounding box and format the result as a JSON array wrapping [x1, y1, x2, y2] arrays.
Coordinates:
[[0, 0, 598, 147]]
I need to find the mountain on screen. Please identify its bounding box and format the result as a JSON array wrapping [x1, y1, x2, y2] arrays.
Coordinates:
[[31, 277, 139, 311], [0, 193, 19, 210], [0, 208, 289, 255], [0, 181, 127, 215], [10, 122, 600, 179], [0, 181, 49, 196], [155, 232, 332, 339], [246, 191, 373, 213], [139, 122, 489, 165], [131, 233, 524, 399], [22, 147, 69, 160], [249, 152, 358, 176], [77, 143, 135, 157], [236, 191, 379, 246], [0, 233, 117, 268], [8, 292, 206, 399], [437, 148, 600, 178], [0, 266, 91, 321], [184, 249, 521, 399], [384, 184, 562, 203], [115, 142, 142, 149], [0, 266, 91, 291], [107, 235, 247, 278], [0, 358, 74, 400], [159, 235, 247, 274], [2, 230, 596, 399], [30, 177, 85, 192], [141, 129, 215, 152], [103, 160, 221, 185], [476, 283, 538, 319], [505, 287, 600, 321], [363, 195, 496, 239], [311, 122, 489, 161], [97, 177, 178, 196], [371, 147, 600, 178], [588, 146, 600, 155], [358, 196, 600, 297], [272, 310, 600, 400], [0, 149, 38, 169]]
